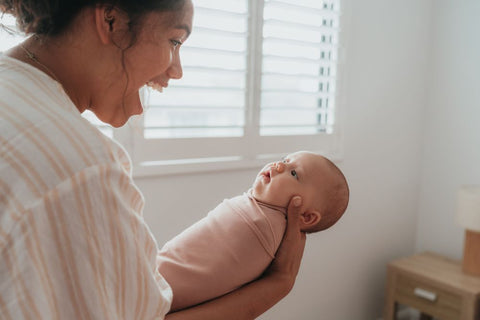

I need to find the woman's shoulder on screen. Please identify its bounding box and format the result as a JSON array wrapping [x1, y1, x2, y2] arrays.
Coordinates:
[[0, 54, 132, 184]]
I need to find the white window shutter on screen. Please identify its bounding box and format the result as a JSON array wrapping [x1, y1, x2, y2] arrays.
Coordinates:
[[260, 0, 340, 136]]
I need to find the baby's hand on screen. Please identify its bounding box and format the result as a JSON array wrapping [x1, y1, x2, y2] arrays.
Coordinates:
[[265, 196, 306, 291]]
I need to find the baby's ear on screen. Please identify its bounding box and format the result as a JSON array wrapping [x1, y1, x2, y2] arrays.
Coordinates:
[[300, 210, 321, 230]]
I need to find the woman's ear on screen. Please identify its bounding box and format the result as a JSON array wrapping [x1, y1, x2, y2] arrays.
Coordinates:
[[300, 210, 321, 230], [94, 6, 129, 45]]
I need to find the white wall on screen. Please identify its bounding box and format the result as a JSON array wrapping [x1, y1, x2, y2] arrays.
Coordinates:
[[415, 2, 480, 259], [135, 0, 434, 319]]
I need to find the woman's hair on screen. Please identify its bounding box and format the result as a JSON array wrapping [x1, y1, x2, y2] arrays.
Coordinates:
[[0, 0, 186, 36]]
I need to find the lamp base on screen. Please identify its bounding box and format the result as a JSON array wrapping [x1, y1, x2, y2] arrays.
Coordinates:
[[462, 229, 480, 276]]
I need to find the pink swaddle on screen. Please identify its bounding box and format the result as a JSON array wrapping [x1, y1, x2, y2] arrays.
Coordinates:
[[157, 192, 286, 311]]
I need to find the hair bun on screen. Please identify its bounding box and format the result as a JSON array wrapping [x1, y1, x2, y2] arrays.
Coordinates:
[[0, 0, 62, 35]]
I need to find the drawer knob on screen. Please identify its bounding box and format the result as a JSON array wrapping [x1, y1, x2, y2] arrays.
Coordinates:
[[413, 288, 437, 302]]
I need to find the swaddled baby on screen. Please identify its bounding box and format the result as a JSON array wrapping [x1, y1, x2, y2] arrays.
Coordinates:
[[158, 151, 349, 312]]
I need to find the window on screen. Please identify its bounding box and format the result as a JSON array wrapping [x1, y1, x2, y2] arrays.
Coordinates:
[[0, 0, 346, 175], [131, 0, 346, 174]]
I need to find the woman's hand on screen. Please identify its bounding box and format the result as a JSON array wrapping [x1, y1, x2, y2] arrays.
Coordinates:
[[264, 195, 306, 291]]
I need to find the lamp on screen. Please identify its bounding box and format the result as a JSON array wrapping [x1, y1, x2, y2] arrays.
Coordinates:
[[456, 185, 480, 276]]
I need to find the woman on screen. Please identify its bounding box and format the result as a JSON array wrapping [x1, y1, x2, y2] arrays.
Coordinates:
[[0, 0, 306, 319]]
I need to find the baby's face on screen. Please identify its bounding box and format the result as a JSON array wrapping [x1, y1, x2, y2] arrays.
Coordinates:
[[252, 152, 329, 209]]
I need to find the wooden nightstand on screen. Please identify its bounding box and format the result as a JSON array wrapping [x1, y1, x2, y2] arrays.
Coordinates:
[[384, 252, 480, 320]]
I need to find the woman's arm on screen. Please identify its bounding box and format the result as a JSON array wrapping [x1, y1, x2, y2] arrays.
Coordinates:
[[165, 196, 306, 320]]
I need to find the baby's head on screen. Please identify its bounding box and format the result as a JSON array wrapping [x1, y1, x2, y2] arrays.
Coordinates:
[[252, 151, 349, 233]]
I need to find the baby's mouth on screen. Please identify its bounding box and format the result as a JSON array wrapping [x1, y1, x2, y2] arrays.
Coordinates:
[[261, 171, 271, 182]]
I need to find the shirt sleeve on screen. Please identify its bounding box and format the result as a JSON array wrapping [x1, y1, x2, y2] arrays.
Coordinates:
[[0, 163, 172, 320]]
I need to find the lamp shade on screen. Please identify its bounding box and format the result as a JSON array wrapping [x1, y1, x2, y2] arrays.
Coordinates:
[[456, 185, 480, 232]]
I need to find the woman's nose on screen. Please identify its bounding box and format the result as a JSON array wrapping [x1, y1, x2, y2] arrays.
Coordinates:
[[167, 54, 183, 80]]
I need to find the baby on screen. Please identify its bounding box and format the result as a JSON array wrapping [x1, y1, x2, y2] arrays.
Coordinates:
[[158, 151, 349, 312]]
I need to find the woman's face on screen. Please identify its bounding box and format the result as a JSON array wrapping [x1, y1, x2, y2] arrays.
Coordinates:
[[98, 0, 193, 127]]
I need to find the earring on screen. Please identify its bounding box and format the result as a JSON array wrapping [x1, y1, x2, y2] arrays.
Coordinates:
[[104, 11, 114, 30]]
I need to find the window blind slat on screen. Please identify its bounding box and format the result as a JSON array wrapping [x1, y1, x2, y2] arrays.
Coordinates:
[[194, 26, 247, 37], [183, 66, 246, 73], [194, 2, 247, 15], [148, 89, 244, 107], [262, 54, 338, 64], [160, 85, 244, 91], [186, 32, 246, 52], [262, 72, 336, 81], [144, 125, 244, 130], [263, 18, 340, 32], [147, 106, 243, 111], [266, 0, 338, 12], [180, 49, 246, 70], [170, 69, 246, 89]]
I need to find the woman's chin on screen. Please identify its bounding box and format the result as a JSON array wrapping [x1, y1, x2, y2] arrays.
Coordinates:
[[110, 119, 127, 128], [110, 96, 144, 127]]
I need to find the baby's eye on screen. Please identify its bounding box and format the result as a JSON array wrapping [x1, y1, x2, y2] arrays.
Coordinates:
[[291, 170, 298, 179]]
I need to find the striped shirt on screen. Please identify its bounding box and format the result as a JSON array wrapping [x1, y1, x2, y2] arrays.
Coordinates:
[[0, 55, 172, 319]]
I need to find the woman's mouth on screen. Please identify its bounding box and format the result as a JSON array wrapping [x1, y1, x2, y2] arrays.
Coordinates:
[[146, 81, 165, 93]]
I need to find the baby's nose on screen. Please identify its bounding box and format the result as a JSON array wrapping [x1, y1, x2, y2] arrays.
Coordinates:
[[274, 161, 285, 173]]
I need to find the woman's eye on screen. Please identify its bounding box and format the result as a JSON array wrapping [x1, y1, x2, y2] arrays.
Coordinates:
[[291, 170, 298, 179], [171, 40, 182, 48]]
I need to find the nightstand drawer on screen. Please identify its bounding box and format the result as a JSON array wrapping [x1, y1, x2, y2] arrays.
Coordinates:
[[395, 273, 462, 320], [384, 253, 480, 320]]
